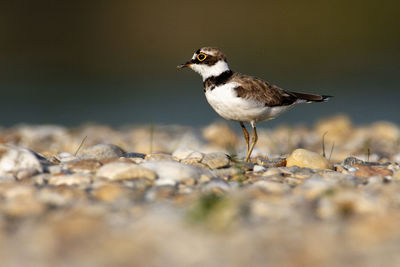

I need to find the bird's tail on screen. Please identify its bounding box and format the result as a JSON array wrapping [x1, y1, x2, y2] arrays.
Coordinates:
[[291, 92, 332, 103]]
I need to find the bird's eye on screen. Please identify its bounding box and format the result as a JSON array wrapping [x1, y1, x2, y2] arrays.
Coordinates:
[[197, 53, 207, 61]]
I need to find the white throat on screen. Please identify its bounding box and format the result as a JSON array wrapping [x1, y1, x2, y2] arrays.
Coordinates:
[[190, 60, 230, 81]]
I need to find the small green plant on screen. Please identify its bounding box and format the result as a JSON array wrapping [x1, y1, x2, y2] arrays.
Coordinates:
[[74, 136, 87, 156], [187, 193, 225, 223]]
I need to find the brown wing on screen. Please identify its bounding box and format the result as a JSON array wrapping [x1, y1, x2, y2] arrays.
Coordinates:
[[231, 73, 331, 106], [231, 73, 298, 106]]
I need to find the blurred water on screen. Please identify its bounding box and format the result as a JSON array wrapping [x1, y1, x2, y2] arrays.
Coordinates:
[[1, 74, 399, 127]]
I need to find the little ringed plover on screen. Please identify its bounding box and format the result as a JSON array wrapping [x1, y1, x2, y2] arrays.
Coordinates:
[[177, 47, 331, 162]]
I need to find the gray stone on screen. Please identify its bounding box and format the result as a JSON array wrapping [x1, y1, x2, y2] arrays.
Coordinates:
[[342, 156, 382, 167], [77, 144, 125, 160], [122, 152, 146, 159]]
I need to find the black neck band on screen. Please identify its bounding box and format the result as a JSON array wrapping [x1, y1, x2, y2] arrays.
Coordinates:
[[203, 70, 233, 88]]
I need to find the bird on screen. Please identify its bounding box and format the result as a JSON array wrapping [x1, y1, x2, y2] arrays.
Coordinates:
[[177, 47, 331, 162]]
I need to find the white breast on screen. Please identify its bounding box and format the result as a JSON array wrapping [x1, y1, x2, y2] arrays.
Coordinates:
[[205, 82, 294, 123]]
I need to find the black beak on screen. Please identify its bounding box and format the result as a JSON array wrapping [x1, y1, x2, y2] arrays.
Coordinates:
[[177, 61, 192, 69]]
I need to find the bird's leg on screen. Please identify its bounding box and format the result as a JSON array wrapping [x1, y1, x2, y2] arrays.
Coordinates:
[[245, 121, 258, 162], [240, 122, 250, 155]]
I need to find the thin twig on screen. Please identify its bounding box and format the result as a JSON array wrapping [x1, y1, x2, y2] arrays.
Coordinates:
[[322, 131, 328, 158], [329, 142, 335, 161], [74, 136, 87, 156]]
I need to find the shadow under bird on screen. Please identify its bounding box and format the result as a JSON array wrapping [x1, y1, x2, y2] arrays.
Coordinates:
[[178, 47, 332, 162]]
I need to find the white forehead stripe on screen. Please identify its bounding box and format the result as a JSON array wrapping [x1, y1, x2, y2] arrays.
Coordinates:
[[200, 49, 216, 56]]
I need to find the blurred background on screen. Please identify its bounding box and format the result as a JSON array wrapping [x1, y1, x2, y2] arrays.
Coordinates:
[[1, 0, 399, 127]]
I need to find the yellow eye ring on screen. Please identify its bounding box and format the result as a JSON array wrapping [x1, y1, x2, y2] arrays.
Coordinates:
[[197, 53, 207, 61]]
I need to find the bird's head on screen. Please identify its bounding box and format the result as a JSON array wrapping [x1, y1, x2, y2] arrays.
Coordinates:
[[177, 47, 230, 81]]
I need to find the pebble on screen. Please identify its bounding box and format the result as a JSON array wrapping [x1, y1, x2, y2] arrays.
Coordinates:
[[37, 188, 74, 207], [2, 185, 45, 217], [58, 152, 77, 163], [77, 144, 125, 160], [354, 165, 393, 178], [316, 190, 379, 219], [47, 165, 63, 174], [296, 176, 337, 199], [120, 178, 154, 191], [145, 185, 176, 201], [145, 152, 176, 161], [141, 161, 202, 186], [262, 168, 283, 177], [15, 168, 39, 180], [201, 152, 230, 169], [212, 167, 244, 178], [253, 165, 266, 173], [172, 148, 204, 161], [31, 173, 52, 185], [91, 184, 126, 202], [251, 180, 290, 194], [97, 162, 157, 181], [0, 144, 43, 176], [66, 159, 102, 173], [202, 178, 231, 194], [342, 156, 367, 166], [393, 171, 400, 181], [286, 148, 333, 170], [181, 157, 203, 165], [49, 174, 92, 186]]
